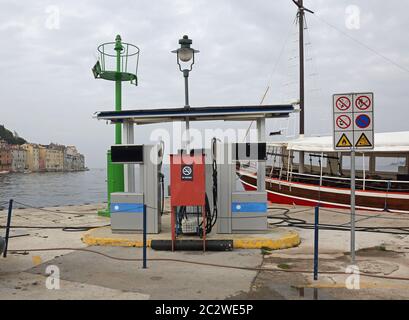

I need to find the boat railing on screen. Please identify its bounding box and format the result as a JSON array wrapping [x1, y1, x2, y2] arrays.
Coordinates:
[[273, 170, 409, 192], [239, 162, 409, 192]]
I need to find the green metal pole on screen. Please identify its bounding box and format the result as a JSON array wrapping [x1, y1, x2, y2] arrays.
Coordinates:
[[113, 34, 124, 192], [98, 35, 127, 217]]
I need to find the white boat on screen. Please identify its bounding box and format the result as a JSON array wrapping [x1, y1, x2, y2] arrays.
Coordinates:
[[238, 131, 409, 213]]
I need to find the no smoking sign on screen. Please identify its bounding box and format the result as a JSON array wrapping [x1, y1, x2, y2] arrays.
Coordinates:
[[181, 164, 193, 181]]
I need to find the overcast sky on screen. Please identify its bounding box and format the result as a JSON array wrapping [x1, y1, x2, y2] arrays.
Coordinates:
[[1, 0, 408, 167]]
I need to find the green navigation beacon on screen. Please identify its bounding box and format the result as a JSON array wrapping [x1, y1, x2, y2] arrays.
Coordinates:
[[92, 35, 140, 216]]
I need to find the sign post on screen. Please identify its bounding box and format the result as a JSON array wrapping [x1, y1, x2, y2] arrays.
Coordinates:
[[333, 92, 374, 264], [350, 150, 356, 263]]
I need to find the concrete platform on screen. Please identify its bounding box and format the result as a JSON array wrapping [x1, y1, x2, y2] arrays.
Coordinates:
[[82, 214, 300, 250]]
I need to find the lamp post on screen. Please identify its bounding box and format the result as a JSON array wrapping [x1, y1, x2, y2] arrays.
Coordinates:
[[172, 35, 199, 150]]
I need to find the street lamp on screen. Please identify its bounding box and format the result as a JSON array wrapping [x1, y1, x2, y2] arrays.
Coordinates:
[[172, 35, 199, 150]]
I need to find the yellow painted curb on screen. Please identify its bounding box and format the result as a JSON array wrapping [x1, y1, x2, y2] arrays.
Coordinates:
[[233, 231, 300, 250], [82, 228, 300, 250], [82, 230, 150, 247], [299, 282, 409, 290]]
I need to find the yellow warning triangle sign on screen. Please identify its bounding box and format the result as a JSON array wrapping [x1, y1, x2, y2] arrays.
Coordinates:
[[336, 133, 352, 148], [355, 133, 372, 147]]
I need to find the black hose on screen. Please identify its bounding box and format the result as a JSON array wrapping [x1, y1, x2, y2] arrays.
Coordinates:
[[159, 172, 165, 216], [0, 225, 110, 232], [266, 207, 409, 235], [7, 246, 409, 282]]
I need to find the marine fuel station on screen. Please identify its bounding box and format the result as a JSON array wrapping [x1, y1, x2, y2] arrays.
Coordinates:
[[93, 35, 295, 251]]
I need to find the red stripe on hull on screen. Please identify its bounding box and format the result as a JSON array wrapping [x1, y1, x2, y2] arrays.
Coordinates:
[[242, 180, 354, 210]]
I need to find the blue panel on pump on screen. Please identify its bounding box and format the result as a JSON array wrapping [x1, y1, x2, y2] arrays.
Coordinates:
[[231, 202, 267, 213], [110, 203, 144, 213]]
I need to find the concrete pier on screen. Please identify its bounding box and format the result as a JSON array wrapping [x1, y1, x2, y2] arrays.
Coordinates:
[[2, 202, 409, 299]]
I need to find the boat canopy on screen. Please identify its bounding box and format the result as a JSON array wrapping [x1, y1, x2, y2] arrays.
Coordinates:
[[268, 131, 409, 153]]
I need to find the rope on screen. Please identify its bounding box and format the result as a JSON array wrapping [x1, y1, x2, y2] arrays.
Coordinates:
[[243, 17, 297, 141], [12, 201, 97, 215]]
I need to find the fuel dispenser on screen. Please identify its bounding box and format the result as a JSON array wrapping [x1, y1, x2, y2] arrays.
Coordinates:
[[168, 140, 267, 247], [110, 144, 164, 234], [169, 152, 208, 250], [216, 142, 268, 233]]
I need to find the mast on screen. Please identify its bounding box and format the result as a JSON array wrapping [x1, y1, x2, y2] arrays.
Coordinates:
[[298, 0, 305, 135], [293, 0, 313, 174]]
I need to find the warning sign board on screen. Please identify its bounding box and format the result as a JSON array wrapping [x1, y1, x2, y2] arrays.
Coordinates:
[[336, 133, 353, 148], [354, 131, 373, 149], [354, 93, 373, 112], [333, 92, 374, 150], [334, 131, 354, 150], [335, 114, 352, 130], [354, 113, 372, 130], [333, 94, 352, 113]]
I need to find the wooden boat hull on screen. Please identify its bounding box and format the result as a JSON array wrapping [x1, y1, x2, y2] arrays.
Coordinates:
[[238, 170, 409, 213]]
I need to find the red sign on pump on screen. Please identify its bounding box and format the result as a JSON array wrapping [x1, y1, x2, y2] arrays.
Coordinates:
[[170, 153, 206, 206]]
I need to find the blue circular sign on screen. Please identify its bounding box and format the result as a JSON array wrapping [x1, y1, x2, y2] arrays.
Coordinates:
[[355, 114, 371, 129]]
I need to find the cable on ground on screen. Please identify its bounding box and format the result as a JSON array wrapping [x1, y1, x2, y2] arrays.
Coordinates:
[[7, 247, 409, 282]]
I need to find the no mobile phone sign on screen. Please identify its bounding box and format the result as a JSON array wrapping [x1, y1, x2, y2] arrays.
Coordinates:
[[336, 114, 352, 130]]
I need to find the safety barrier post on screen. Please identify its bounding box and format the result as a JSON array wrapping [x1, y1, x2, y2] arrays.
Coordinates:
[[313, 205, 319, 300], [3, 199, 13, 258], [313, 205, 319, 281], [202, 205, 206, 252], [143, 204, 147, 269]]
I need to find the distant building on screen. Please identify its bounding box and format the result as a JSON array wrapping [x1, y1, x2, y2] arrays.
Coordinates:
[[0, 140, 85, 173], [76, 153, 85, 171], [0, 140, 12, 172], [11, 146, 26, 172], [45, 144, 64, 172], [64, 145, 85, 171], [38, 145, 47, 172], [64, 145, 76, 171], [22, 143, 40, 172]]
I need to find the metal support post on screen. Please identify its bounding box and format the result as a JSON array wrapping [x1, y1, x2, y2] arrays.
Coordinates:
[[350, 150, 356, 264], [202, 205, 206, 252], [171, 207, 176, 251], [143, 204, 147, 269], [313, 205, 319, 281], [183, 70, 190, 151], [257, 118, 266, 192], [3, 199, 13, 258], [112, 35, 124, 199], [123, 122, 135, 193]]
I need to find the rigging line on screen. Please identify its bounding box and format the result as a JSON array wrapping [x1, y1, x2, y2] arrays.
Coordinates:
[[313, 13, 409, 75], [243, 17, 297, 141], [243, 86, 270, 141]]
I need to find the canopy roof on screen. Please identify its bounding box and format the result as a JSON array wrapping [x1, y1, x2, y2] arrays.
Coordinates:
[[95, 104, 294, 124], [268, 131, 409, 153]]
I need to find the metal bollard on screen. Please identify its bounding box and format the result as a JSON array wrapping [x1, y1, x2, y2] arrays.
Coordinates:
[[313, 205, 319, 281], [143, 204, 147, 269], [3, 199, 14, 258]]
